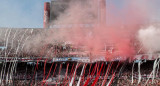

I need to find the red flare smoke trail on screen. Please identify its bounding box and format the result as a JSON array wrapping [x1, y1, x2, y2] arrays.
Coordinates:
[[70, 63, 81, 86], [44, 62, 54, 85], [81, 63, 88, 85], [68, 63, 75, 84], [89, 64, 92, 75], [41, 59, 48, 86], [31, 58, 42, 86], [83, 63, 98, 86], [63, 63, 69, 86], [101, 63, 106, 76], [107, 62, 120, 86], [56, 64, 62, 86], [31, 45, 48, 86], [36, 58, 42, 69], [101, 62, 113, 86], [43, 59, 48, 80], [96, 63, 100, 76], [52, 63, 57, 77], [45, 63, 57, 85], [107, 72, 116, 86], [91, 62, 104, 86], [46, 62, 54, 79]]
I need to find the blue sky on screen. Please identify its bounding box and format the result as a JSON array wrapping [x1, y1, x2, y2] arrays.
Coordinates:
[[0, 0, 50, 28], [0, 0, 127, 28], [0, 0, 160, 28]]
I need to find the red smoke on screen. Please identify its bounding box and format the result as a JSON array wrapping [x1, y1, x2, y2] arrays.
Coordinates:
[[47, 0, 155, 61]]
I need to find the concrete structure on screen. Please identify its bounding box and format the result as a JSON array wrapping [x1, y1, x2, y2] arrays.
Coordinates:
[[44, 0, 107, 28], [43, 2, 50, 28]]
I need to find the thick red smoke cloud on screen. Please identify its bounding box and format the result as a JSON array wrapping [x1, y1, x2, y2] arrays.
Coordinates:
[[47, 0, 157, 60]]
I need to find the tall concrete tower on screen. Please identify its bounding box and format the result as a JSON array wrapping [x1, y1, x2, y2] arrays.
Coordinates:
[[46, 0, 107, 28], [43, 2, 50, 28]]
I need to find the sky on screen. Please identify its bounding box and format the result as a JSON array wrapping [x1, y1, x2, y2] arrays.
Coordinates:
[[0, 0, 50, 28], [0, 0, 160, 28]]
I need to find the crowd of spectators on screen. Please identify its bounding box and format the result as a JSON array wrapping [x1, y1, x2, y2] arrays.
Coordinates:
[[1, 61, 160, 85]]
